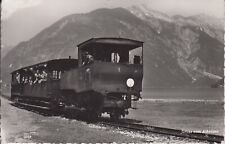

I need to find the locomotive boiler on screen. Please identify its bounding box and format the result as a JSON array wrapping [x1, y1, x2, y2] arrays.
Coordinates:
[[11, 37, 143, 120]]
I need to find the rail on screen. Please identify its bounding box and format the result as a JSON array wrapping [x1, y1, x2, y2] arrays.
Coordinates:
[[99, 120, 224, 143]]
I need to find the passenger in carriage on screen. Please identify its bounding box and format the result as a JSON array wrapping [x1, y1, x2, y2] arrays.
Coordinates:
[[33, 70, 47, 83], [83, 52, 94, 65], [16, 72, 20, 83], [112, 52, 120, 63], [39, 70, 47, 82]]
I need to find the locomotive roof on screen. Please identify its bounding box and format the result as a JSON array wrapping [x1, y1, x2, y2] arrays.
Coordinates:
[[11, 59, 78, 74], [77, 37, 143, 51]]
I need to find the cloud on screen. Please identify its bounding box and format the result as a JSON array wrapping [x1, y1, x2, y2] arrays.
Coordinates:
[[2, 0, 42, 19]]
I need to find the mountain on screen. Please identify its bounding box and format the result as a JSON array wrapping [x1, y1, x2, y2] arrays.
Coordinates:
[[173, 14, 223, 44], [129, 6, 223, 83], [129, 5, 223, 43], [1, 7, 223, 89], [1, 44, 14, 59]]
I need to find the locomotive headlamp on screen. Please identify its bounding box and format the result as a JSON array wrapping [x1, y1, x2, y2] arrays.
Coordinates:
[[126, 78, 134, 88]]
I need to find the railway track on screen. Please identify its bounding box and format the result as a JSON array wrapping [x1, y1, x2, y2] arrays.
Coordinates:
[[2, 95, 224, 143], [99, 120, 224, 143]]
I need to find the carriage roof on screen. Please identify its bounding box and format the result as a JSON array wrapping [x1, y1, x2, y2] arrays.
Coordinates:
[[11, 59, 78, 74]]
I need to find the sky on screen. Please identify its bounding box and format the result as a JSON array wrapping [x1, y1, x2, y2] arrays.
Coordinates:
[[1, 0, 224, 46], [2, 0, 223, 20]]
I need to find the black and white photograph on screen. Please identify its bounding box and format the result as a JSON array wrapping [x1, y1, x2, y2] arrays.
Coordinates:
[[1, 0, 224, 143]]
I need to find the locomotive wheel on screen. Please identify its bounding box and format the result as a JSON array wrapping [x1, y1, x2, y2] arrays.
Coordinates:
[[13, 96, 20, 104], [11, 95, 15, 101], [78, 91, 104, 119], [85, 111, 98, 121], [50, 99, 63, 114], [110, 113, 121, 121]]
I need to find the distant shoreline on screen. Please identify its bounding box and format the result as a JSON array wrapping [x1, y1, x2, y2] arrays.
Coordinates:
[[139, 98, 223, 103]]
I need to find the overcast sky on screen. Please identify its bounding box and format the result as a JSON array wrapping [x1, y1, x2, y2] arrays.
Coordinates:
[[1, 0, 224, 46], [2, 0, 223, 20]]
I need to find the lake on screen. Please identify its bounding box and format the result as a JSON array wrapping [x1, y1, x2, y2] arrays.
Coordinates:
[[128, 88, 224, 135]]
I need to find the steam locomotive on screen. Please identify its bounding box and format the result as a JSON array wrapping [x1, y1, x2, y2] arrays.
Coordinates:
[[11, 37, 143, 120]]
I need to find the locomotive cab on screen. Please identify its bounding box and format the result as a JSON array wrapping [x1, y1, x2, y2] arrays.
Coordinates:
[[61, 37, 143, 119], [77, 38, 143, 118]]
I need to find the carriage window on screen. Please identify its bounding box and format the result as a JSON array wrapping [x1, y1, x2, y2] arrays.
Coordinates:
[[22, 76, 25, 83], [52, 70, 61, 80], [82, 51, 94, 65], [129, 47, 142, 64], [29, 76, 33, 85], [58, 71, 61, 79], [24, 76, 28, 83], [53, 71, 57, 79], [16, 73, 20, 83], [95, 49, 127, 63], [33, 69, 48, 83], [81, 45, 142, 65], [12, 73, 20, 84], [111, 53, 120, 63]]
